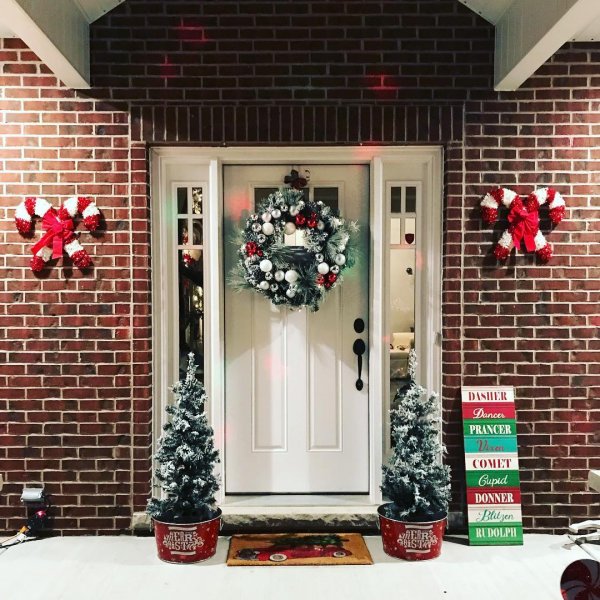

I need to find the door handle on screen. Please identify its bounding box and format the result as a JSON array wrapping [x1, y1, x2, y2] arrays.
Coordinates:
[[353, 338, 366, 391]]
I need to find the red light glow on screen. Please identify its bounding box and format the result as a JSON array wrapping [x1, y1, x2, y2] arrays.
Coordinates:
[[366, 73, 401, 99], [263, 354, 286, 380], [175, 18, 208, 44], [350, 144, 383, 161], [160, 55, 177, 81], [227, 192, 250, 222]]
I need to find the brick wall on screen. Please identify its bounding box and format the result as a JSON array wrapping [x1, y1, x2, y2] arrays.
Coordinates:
[[0, 43, 152, 534], [0, 0, 598, 534], [458, 49, 600, 529]]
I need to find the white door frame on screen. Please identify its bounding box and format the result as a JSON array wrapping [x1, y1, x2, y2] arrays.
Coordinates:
[[150, 146, 443, 514]]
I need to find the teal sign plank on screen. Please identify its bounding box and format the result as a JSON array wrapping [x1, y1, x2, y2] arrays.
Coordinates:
[[464, 437, 518, 453]]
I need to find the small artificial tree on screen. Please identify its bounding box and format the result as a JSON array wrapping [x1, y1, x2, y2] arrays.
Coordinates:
[[381, 350, 451, 520], [147, 353, 220, 523]]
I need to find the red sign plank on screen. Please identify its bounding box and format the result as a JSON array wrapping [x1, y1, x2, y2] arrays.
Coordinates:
[[467, 487, 522, 505], [461, 403, 516, 420]]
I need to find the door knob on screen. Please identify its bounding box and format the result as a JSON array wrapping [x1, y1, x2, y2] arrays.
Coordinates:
[[353, 338, 366, 391]]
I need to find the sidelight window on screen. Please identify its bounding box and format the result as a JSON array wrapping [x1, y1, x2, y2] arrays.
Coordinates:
[[388, 184, 419, 444], [176, 185, 205, 381]]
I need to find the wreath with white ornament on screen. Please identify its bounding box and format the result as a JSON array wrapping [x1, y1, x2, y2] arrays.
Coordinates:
[[480, 186, 566, 263], [15, 195, 100, 272], [231, 187, 357, 312]]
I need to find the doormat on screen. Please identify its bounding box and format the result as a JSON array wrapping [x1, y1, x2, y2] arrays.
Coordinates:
[[227, 533, 373, 566]]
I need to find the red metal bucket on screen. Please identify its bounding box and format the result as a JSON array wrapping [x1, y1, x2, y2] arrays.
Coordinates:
[[378, 505, 446, 561], [153, 508, 222, 564]]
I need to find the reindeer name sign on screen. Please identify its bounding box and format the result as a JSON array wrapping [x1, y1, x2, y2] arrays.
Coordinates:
[[462, 386, 524, 545]]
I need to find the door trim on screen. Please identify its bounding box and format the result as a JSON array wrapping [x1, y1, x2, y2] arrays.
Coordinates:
[[150, 146, 443, 511]]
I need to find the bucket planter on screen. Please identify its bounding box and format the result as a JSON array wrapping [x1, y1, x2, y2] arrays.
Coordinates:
[[380, 350, 451, 561], [153, 509, 222, 564], [378, 504, 446, 560], [147, 353, 221, 564]]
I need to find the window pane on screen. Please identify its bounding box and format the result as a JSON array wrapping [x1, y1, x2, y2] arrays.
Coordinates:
[[287, 229, 309, 248], [405, 187, 417, 213], [314, 187, 339, 211], [192, 220, 203, 245], [391, 187, 402, 213], [389, 247, 415, 398], [178, 219, 189, 245], [391, 218, 401, 245], [404, 217, 416, 245], [191, 187, 203, 215], [177, 187, 188, 214], [179, 249, 204, 381]]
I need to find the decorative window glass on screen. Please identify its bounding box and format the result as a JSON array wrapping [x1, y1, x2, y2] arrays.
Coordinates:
[[314, 187, 339, 211], [177, 186, 204, 380], [252, 186, 340, 247], [390, 185, 417, 247], [388, 184, 419, 448]]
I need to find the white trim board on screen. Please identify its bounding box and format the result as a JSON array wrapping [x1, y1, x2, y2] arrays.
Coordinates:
[[589, 469, 600, 493], [150, 146, 443, 513]]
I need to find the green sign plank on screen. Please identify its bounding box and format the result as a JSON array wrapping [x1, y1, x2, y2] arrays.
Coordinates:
[[466, 469, 521, 488], [468, 523, 523, 545], [463, 419, 517, 437]]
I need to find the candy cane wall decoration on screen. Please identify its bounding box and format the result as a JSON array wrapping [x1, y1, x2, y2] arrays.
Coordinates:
[[14, 196, 100, 272], [480, 187, 566, 263]]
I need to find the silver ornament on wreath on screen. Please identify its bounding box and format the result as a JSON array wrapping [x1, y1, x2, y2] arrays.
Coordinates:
[[232, 187, 357, 312]]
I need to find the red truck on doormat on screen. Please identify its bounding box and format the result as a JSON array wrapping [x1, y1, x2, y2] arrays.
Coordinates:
[[235, 534, 352, 562]]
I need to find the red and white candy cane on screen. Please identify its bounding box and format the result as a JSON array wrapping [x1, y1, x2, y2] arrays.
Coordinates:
[[14, 196, 100, 272], [480, 187, 566, 263]]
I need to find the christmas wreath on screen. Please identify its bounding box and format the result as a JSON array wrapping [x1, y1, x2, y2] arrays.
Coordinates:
[[480, 186, 566, 263], [231, 188, 357, 312]]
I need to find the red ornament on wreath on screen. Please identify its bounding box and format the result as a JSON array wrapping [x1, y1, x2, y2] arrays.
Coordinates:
[[14, 195, 100, 272], [245, 241, 258, 256], [480, 187, 566, 263]]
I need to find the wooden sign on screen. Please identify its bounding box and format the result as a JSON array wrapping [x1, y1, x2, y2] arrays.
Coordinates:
[[461, 386, 523, 545]]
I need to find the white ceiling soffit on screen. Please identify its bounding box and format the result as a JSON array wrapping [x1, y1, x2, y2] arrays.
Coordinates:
[[73, 0, 126, 24], [459, 0, 600, 90], [0, 0, 125, 89], [458, 0, 514, 25], [575, 18, 600, 41]]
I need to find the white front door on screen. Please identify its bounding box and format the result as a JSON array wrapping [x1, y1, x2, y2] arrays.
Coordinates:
[[223, 165, 370, 493]]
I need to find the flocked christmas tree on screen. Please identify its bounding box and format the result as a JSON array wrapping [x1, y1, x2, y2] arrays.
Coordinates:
[[382, 349, 451, 520], [147, 353, 220, 523]]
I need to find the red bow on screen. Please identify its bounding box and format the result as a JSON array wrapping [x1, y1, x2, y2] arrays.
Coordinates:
[[31, 209, 74, 259], [508, 205, 539, 252]]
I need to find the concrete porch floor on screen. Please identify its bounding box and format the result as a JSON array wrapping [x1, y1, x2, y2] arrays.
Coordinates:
[[0, 534, 597, 600]]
